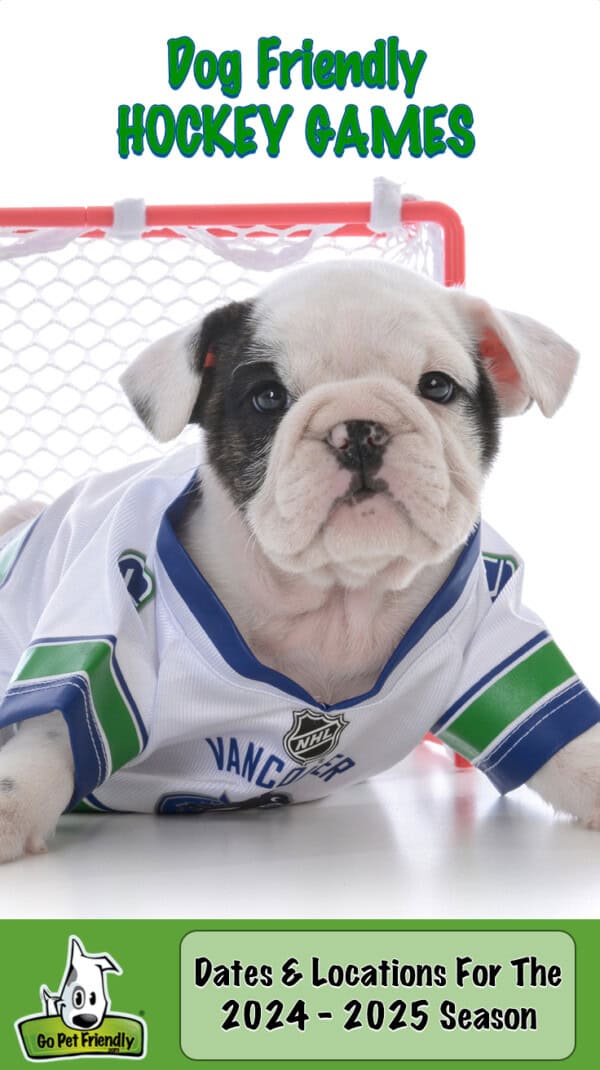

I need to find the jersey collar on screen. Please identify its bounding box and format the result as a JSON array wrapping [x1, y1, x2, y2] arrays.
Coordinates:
[[157, 479, 481, 712]]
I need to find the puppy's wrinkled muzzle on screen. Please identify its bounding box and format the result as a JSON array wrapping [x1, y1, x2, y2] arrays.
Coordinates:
[[247, 375, 481, 588]]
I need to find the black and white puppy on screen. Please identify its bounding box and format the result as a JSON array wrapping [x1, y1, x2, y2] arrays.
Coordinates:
[[0, 260, 596, 862]]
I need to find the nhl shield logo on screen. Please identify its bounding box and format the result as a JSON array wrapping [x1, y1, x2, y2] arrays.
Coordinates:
[[283, 709, 348, 765]]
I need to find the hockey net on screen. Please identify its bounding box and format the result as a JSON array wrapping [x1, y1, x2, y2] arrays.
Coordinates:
[[0, 193, 464, 511]]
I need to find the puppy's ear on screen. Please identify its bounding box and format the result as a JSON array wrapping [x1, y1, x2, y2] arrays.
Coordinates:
[[120, 324, 202, 442], [454, 292, 579, 417], [120, 300, 252, 441]]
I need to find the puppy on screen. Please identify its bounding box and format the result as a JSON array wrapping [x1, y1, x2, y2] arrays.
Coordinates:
[[0, 259, 598, 863]]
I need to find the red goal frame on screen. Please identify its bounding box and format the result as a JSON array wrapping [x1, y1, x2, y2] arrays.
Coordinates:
[[0, 199, 465, 287]]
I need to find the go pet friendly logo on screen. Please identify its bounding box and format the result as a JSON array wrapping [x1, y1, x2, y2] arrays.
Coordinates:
[[15, 936, 147, 1060]]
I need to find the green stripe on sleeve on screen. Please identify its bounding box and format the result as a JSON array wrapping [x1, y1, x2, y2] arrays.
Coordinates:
[[438, 640, 576, 761], [72, 799, 99, 814], [14, 640, 142, 773]]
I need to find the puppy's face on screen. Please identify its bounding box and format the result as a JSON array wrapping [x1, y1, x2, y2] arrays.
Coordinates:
[[122, 262, 577, 590]]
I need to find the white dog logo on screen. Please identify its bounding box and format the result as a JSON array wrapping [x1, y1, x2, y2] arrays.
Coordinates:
[[40, 936, 121, 1031]]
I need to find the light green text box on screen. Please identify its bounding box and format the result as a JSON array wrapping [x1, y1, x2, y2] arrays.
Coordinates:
[[180, 930, 574, 1061]]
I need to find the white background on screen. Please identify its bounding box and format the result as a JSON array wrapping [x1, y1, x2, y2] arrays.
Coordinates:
[[0, 0, 599, 689]]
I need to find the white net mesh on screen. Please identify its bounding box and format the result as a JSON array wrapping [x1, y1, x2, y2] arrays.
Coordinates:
[[0, 213, 444, 511]]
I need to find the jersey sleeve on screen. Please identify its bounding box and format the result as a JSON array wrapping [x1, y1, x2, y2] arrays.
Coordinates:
[[0, 490, 155, 811], [431, 531, 600, 793], [0, 516, 47, 692]]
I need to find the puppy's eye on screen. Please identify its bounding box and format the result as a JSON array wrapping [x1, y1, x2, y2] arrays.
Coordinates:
[[251, 382, 288, 414], [418, 372, 456, 404], [72, 987, 85, 1009]]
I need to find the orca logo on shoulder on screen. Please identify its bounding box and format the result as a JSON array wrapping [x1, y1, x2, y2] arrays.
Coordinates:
[[283, 709, 348, 765], [118, 551, 155, 610], [15, 935, 147, 1060], [482, 552, 518, 602]]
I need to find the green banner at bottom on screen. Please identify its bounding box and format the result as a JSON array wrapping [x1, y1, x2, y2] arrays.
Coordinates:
[[0, 920, 591, 1069]]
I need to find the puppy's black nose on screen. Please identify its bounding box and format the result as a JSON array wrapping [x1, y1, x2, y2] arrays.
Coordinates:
[[73, 1014, 98, 1028], [326, 420, 389, 471]]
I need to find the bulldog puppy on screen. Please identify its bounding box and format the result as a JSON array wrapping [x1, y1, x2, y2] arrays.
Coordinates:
[[0, 259, 598, 863]]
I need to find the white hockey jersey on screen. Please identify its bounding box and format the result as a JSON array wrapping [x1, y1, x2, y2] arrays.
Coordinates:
[[0, 446, 598, 815]]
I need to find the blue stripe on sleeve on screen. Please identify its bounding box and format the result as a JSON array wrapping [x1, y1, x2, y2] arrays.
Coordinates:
[[477, 681, 600, 793], [0, 676, 108, 808]]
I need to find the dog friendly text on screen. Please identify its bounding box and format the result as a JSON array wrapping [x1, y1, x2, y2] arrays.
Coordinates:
[[117, 35, 476, 160]]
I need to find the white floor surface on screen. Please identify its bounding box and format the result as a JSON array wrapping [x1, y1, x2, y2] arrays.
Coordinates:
[[1, 745, 599, 919]]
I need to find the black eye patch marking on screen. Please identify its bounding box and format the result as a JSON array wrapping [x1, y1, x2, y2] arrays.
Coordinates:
[[472, 357, 501, 467], [213, 361, 293, 506], [418, 359, 500, 469], [460, 356, 500, 468], [187, 299, 292, 508], [227, 361, 290, 409]]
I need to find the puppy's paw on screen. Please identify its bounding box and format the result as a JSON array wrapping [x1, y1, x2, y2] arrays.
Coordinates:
[[582, 810, 600, 832], [0, 788, 52, 863], [527, 723, 600, 826], [0, 709, 75, 863]]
